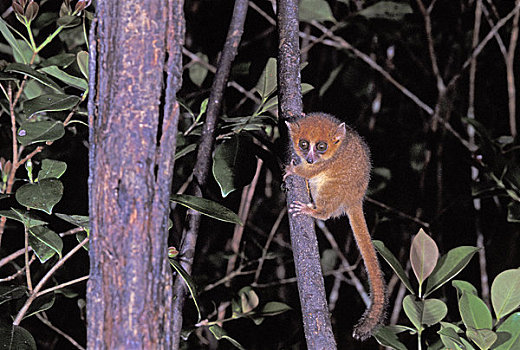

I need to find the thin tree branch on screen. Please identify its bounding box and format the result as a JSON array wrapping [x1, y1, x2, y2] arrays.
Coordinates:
[[171, 0, 249, 346]]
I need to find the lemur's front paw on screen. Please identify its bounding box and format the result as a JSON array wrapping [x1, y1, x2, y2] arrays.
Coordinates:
[[288, 201, 313, 216]]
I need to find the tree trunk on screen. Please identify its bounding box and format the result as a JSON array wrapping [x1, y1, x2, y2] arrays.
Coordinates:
[[87, 1, 184, 348]]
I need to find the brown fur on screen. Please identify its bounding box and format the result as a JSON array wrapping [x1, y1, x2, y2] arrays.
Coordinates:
[[285, 113, 387, 341]]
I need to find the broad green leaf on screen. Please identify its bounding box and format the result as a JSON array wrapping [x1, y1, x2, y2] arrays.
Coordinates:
[[212, 135, 257, 197], [28, 234, 57, 262], [299, 0, 336, 23], [491, 269, 520, 320], [17, 120, 65, 146], [424, 246, 479, 297], [15, 178, 64, 214], [41, 53, 76, 68], [55, 213, 89, 232], [358, 1, 413, 21], [452, 280, 478, 298], [259, 302, 292, 317], [76, 51, 89, 79], [494, 312, 520, 350], [169, 258, 201, 322], [403, 295, 447, 329], [209, 325, 247, 350], [0, 209, 47, 227], [466, 328, 497, 350], [254, 58, 277, 100], [0, 18, 27, 64], [459, 292, 493, 330], [23, 94, 80, 117], [28, 226, 63, 261], [171, 194, 242, 225], [0, 324, 36, 350], [37, 159, 67, 180], [373, 326, 408, 350], [373, 240, 414, 294], [422, 299, 448, 326], [5, 63, 61, 91], [0, 286, 26, 306], [39, 66, 88, 91], [188, 53, 208, 87], [238, 287, 259, 315], [410, 228, 439, 286], [403, 295, 423, 330]]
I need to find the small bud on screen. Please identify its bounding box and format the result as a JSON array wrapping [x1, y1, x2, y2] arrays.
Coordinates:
[[12, 2, 24, 16], [25, 1, 39, 21], [168, 247, 179, 258]]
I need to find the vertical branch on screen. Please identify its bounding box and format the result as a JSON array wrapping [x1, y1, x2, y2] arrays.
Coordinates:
[[171, 0, 249, 347], [277, 0, 336, 348], [506, 0, 519, 138]]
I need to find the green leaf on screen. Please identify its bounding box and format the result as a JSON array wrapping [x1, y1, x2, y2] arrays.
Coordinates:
[[0, 324, 36, 350], [15, 178, 64, 214], [23, 94, 80, 117], [40, 53, 76, 68], [37, 159, 67, 180], [259, 301, 292, 317], [373, 240, 414, 294], [55, 213, 89, 232], [254, 58, 277, 100], [358, 1, 413, 21], [410, 228, 439, 286], [76, 231, 89, 251], [38, 66, 88, 91], [212, 135, 257, 197], [238, 287, 259, 315], [169, 258, 201, 322], [23, 292, 55, 320], [452, 280, 478, 298], [424, 246, 479, 297], [403, 295, 447, 330], [209, 325, 247, 350], [466, 328, 497, 350], [0, 209, 48, 227], [188, 53, 208, 87], [28, 226, 63, 261], [373, 326, 408, 350], [56, 15, 81, 28], [0, 286, 26, 306], [17, 120, 65, 146], [494, 312, 520, 350], [438, 323, 465, 350], [0, 18, 27, 64], [171, 194, 242, 225], [27, 234, 56, 262], [299, 0, 336, 23], [491, 269, 520, 321], [76, 51, 89, 79], [459, 292, 493, 330], [5, 63, 61, 91]]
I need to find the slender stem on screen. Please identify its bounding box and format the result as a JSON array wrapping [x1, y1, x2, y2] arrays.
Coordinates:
[[36, 275, 89, 298], [24, 227, 33, 292]]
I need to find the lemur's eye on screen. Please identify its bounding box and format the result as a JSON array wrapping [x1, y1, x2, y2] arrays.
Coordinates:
[[316, 141, 328, 153], [298, 140, 309, 150]]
